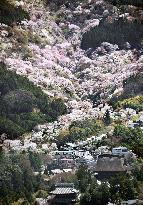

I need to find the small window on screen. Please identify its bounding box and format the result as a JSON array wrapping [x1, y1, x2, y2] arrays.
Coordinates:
[[122, 149, 127, 152]]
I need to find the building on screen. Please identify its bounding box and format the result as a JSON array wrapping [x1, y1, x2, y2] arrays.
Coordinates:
[[48, 183, 79, 205], [94, 154, 131, 180], [121, 199, 143, 205], [47, 157, 76, 173], [51, 150, 75, 158], [112, 147, 128, 156]]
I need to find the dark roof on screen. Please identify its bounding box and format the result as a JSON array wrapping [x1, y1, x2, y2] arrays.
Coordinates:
[[95, 156, 131, 172], [55, 183, 74, 188]]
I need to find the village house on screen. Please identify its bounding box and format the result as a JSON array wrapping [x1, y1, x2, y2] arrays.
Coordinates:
[[112, 147, 128, 156], [48, 149, 96, 173], [121, 199, 143, 205], [50, 158, 76, 170], [51, 150, 75, 158]]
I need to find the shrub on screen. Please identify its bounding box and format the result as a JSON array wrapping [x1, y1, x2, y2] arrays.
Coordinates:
[[111, 96, 143, 111], [7, 112, 48, 131], [0, 117, 25, 138], [49, 98, 67, 119], [9, 27, 29, 45], [56, 129, 70, 147], [34, 190, 48, 198]]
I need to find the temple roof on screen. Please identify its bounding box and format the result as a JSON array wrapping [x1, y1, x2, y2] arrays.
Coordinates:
[[50, 187, 79, 195]]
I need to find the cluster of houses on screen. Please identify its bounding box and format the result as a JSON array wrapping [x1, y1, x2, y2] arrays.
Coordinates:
[[1, 106, 140, 205], [47, 147, 95, 175], [36, 145, 135, 205], [46, 141, 134, 181]]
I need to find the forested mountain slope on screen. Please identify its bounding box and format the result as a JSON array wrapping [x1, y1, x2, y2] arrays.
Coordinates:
[[1, 0, 143, 204]]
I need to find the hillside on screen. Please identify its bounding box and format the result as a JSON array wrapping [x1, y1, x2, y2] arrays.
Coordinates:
[[0, 0, 143, 127], [1, 0, 143, 102], [0, 62, 67, 139], [1, 0, 143, 205]]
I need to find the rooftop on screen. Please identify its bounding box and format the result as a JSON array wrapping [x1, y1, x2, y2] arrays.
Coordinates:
[[50, 183, 79, 195], [95, 156, 131, 172], [50, 187, 79, 195]]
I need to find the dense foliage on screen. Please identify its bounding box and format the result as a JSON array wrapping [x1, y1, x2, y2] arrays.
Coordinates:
[[45, 0, 84, 7], [106, 0, 143, 7], [109, 74, 143, 110], [123, 74, 143, 98], [77, 165, 138, 205], [80, 181, 110, 205], [110, 95, 143, 111], [69, 119, 103, 141], [81, 19, 143, 50], [116, 96, 143, 111], [113, 125, 143, 157], [0, 0, 29, 25], [0, 63, 67, 139], [109, 174, 138, 203], [56, 119, 104, 147], [0, 152, 43, 205]]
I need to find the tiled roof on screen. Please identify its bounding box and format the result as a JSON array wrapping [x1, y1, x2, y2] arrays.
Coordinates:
[[50, 187, 79, 195]]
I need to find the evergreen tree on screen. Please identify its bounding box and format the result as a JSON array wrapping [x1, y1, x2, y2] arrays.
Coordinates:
[[76, 165, 92, 193], [103, 109, 111, 125]]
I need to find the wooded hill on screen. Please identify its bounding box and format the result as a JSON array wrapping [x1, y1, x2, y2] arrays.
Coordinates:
[[0, 63, 67, 139]]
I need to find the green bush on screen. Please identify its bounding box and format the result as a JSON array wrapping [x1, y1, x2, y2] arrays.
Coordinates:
[[49, 98, 67, 119], [7, 112, 48, 131], [110, 96, 143, 111], [109, 73, 143, 109], [0, 117, 25, 138]]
